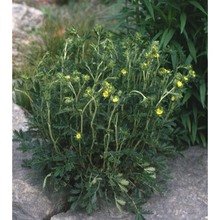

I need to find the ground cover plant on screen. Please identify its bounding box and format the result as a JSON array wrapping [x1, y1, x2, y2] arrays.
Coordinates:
[[13, 26, 196, 219], [106, 0, 207, 147]]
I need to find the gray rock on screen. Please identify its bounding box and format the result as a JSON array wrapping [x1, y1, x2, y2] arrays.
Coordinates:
[[13, 179, 55, 220], [51, 206, 133, 220], [142, 145, 208, 220], [12, 3, 44, 73], [13, 3, 44, 32], [13, 105, 69, 220], [12, 102, 28, 132]]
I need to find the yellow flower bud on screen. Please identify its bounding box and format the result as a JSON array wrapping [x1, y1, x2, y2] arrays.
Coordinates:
[[171, 96, 175, 101], [65, 75, 71, 80], [184, 76, 189, 81]]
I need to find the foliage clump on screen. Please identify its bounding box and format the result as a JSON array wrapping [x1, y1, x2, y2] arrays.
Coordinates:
[[14, 26, 196, 219]]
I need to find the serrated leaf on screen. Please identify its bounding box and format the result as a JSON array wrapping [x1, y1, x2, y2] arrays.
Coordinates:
[[119, 179, 129, 186], [91, 193, 97, 205], [116, 198, 126, 206], [71, 189, 81, 195], [70, 201, 78, 211], [115, 200, 122, 212], [180, 13, 186, 33], [118, 183, 128, 193], [86, 203, 93, 214]]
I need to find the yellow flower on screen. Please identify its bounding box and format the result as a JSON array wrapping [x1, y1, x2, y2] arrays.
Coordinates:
[[177, 81, 183, 87], [65, 75, 71, 80], [184, 76, 189, 81], [75, 132, 81, 140], [171, 96, 175, 101], [112, 96, 119, 103], [121, 69, 127, 76], [156, 108, 163, 115], [103, 90, 109, 98]]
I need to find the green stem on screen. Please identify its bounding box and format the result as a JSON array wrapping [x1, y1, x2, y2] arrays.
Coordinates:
[[46, 101, 59, 153], [156, 87, 175, 107], [14, 88, 33, 103]]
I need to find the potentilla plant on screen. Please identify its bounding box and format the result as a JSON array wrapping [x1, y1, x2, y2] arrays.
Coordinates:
[[13, 26, 196, 219]]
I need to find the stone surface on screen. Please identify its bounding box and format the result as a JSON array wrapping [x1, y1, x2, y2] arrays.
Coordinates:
[[12, 3, 44, 73], [51, 207, 133, 220], [143, 146, 208, 220], [13, 104, 69, 220], [13, 3, 44, 32]]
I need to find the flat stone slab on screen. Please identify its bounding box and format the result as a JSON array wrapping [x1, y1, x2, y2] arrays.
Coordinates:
[[143, 145, 207, 220]]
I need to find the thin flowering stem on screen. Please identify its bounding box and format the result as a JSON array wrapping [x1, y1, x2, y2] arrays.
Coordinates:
[[46, 101, 59, 153], [103, 104, 118, 170], [68, 82, 77, 101], [156, 87, 175, 107], [130, 90, 147, 100]]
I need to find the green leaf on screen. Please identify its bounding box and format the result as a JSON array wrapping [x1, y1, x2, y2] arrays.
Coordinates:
[[160, 28, 175, 48], [187, 39, 197, 62], [180, 13, 186, 34], [118, 183, 128, 193], [70, 201, 78, 211], [91, 193, 97, 205], [189, 1, 207, 15], [115, 200, 122, 212], [199, 132, 207, 147], [192, 104, 198, 124], [116, 198, 126, 206], [182, 92, 191, 104], [143, 0, 155, 20], [152, 30, 163, 41], [191, 120, 197, 144], [119, 179, 129, 186], [180, 113, 191, 133], [71, 189, 81, 195], [135, 213, 145, 220], [199, 80, 206, 108], [86, 203, 93, 214]]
